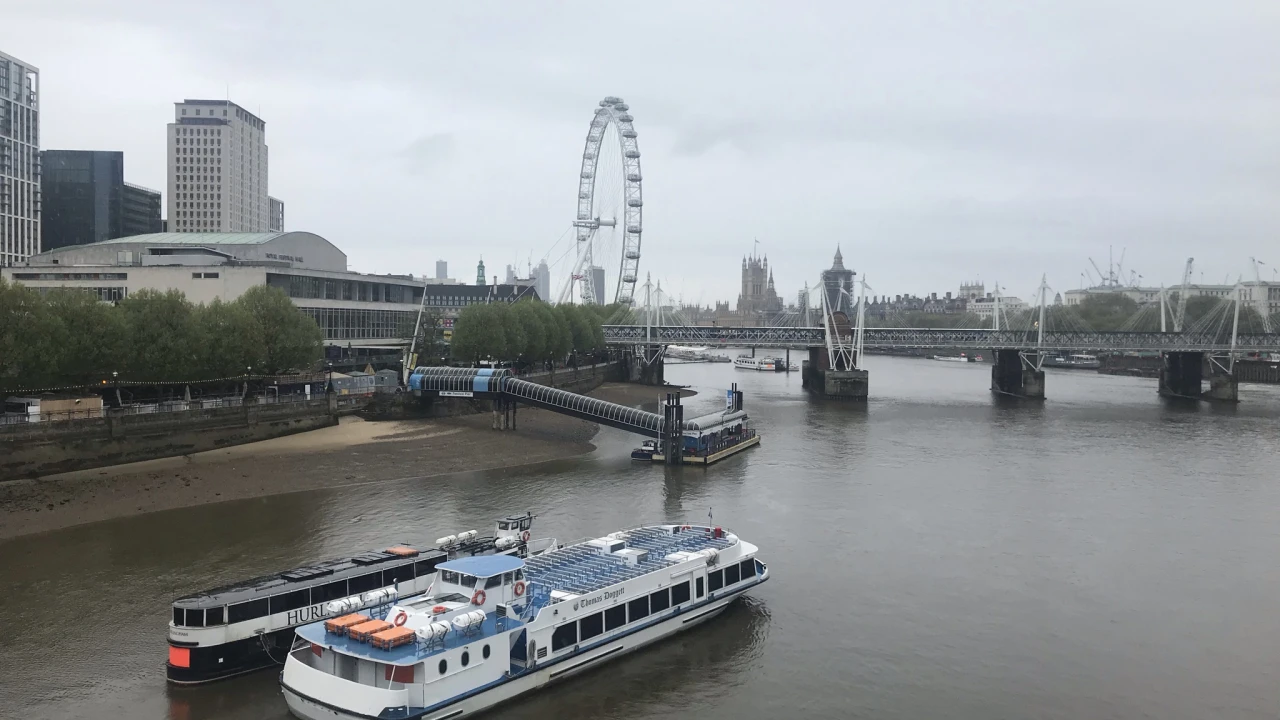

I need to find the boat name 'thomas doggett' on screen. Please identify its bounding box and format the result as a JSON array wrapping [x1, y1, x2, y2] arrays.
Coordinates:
[[578, 587, 625, 609]]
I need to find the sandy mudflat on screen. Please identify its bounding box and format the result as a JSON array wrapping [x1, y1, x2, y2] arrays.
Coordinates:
[[0, 383, 690, 540]]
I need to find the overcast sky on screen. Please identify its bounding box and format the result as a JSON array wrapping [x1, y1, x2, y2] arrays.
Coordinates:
[[8, 1, 1279, 306]]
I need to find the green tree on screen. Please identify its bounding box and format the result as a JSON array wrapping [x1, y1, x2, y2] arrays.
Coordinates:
[[0, 278, 65, 390], [117, 289, 202, 382], [499, 303, 527, 362], [557, 304, 602, 353], [234, 285, 323, 374], [43, 289, 128, 385], [508, 300, 546, 362], [196, 298, 258, 378], [536, 301, 572, 370], [450, 303, 508, 364], [1074, 293, 1140, 331]]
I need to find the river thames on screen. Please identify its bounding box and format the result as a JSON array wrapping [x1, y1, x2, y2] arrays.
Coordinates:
[[3, 355, 1279, 720]]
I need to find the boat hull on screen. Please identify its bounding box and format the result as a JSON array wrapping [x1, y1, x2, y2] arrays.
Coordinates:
[[282, 577, 765, 720], [167, 629, 294, 684]]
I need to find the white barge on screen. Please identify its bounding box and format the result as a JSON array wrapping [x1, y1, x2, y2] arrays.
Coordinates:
[[280, 524, 768, 719]]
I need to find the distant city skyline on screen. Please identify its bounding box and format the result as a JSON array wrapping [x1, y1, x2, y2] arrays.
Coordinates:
[[8, 3, 1279, 297]]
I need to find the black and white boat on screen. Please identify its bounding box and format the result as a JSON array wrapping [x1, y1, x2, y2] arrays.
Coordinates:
[[280, 523, 767, 720], [167, 513, 553, 684]]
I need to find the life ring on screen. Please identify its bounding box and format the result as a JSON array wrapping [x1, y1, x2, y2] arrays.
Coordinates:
[[521, 530, 531, 543], [472, 590, 486, 605], [513, 581, 526, 597], [432, 605, 447, 614], [681, 525, 691, 531], [393, 611, 408, 627]]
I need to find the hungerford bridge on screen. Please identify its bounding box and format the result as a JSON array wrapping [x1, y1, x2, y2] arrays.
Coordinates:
[[604, 277, 1280, 402]]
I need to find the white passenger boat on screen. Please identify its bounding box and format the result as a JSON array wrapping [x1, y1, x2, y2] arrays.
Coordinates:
[[929, 353, 972, 363], [280, 524, 768, 720], [733, 356, 779, 371], [167, 513, 552, 684]]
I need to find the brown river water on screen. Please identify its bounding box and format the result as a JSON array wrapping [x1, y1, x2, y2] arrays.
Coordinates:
[[2, 355, 1280, 720]]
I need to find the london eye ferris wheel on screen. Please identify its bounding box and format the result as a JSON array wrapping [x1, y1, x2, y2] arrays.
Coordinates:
[[557, 96, 643, 306]]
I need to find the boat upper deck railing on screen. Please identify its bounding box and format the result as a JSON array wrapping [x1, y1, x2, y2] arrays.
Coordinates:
[[522, 526, 737, 599]]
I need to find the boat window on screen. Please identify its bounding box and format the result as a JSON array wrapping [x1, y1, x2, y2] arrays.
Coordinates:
[[384, 562, 415, 585], [415, 557, 442, 577], [228, 598, 269, 624], [440, 570, 459, 585], [482, 644, 491, 660], [348, 572, 382, 594], [650, 589, 670, 612], [739, 559, 755, 580], [461, 650, 470, 667], [605, 605, 626, 632], [172, 607, 184, 626], [502, 572, 513, 584], [184, 608, 205, 627], [270, 588, 311, 615], [438, 659, 447, 675], [709, 570, 724, 592], [519, 517, 530, 530], [485, 575, 502, 589], [206, 606, 224, 626], [580, 612, 604, 641], [498, 521, 510, 530], [724, 563, 741, 586], [314, 579, 348, 603], [628, 596, 649, 622], [515, 569, 524, 581], [696, 577, 705, 598], [551, 623, 577, 651], [671, 581, 691, 606]]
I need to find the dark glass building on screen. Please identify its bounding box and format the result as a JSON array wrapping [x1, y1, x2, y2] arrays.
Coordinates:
[[40, 150, 123, 250], [122, 183, 162, 236]]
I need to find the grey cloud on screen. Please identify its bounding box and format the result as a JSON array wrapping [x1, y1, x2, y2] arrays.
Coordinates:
[[400, 133, 456, 176]]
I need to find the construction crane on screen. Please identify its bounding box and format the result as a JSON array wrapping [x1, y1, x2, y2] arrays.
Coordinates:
[[1251, 257, 1272, 333]]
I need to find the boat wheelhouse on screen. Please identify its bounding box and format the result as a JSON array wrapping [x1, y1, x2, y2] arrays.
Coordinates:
[[167, 513, 550, 684], [281, 524, 768, 720]]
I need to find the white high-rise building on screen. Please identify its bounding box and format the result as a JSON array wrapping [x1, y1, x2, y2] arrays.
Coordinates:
[[531, 259, 550, 303], [0, 51, 39, 266], [167, 99, 268, 233]]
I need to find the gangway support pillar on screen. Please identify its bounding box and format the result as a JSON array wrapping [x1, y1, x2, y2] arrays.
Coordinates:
[[661, 392, 684, 465], [991, 349, 1045, 399], [1159, 352, 1204, 399]]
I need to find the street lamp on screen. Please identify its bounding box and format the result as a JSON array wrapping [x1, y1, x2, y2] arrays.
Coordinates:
[[326, 361, 334, 395], [112, 371, 119, 408]]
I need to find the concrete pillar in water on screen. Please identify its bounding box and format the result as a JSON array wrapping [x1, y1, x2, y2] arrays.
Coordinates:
[[1158, 352, 1203, 398], [990, 349, 1045, 399], [1204, 365, 1239, 402], [802, 346, 868, 399]]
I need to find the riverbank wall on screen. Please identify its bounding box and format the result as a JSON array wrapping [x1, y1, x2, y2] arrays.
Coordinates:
[[1, 397, 339, 482]]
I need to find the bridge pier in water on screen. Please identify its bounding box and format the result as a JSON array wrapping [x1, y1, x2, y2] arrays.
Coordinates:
[[625, 346, 665, 386], [1159, 352, 1239, 402], [990, 349, 1045, 399], [802, 346, 868, 400]]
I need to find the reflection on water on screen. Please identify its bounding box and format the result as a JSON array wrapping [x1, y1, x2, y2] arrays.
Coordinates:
[[2, 355, 1280, 720]]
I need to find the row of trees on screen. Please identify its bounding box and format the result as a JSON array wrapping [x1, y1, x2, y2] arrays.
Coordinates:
[[1005, 294, 1277, 333], [447, 300, 614, 367], [0, 279, 323, 390]]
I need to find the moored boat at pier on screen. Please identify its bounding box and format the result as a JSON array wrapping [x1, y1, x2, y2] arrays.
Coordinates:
[[166, 513, 552, 685], [280, 524, 768, 720]]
